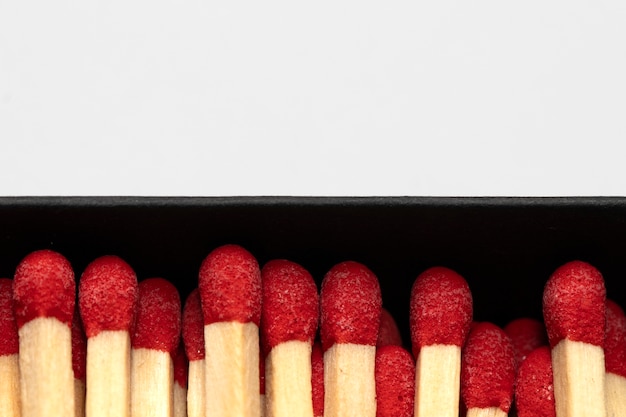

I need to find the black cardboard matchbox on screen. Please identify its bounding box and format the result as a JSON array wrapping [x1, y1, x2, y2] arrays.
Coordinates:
[[1, 196, 625, 344]]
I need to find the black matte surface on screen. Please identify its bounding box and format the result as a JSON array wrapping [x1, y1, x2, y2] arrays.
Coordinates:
[[1, 196, 625, 347]]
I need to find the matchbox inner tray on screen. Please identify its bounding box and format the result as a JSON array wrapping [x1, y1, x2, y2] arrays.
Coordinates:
[[1, 196, 625, 345]]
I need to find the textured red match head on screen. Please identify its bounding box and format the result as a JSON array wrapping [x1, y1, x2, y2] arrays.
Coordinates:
[[320, 261, 382, 351], [182, 289, 205, 361], [377, 308, 403, 347], [461, 322, 516, 413], [71, 308, 87, 381], [311, 341, 324, 417], [542, 260, 606, 348], [0, 278, 19, 356], [13, 249, 75, 328], [375, 345, 415, 417], [410, 266, 472, 357], [605, 299, 626, 377], [198, 244, 262, 326], [132, 278, 181, 353], [503, 318, 548, 367], [261, 259, 319, 356], [172, 343, 188, 389], [514, 346, 556, 417], [79, 255, 138, 338]]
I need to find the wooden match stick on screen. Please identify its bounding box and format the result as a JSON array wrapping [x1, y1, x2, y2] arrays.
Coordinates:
[[320, 261, 381, 417], [605, 299, 626, 417], [515, 346, 556, 417], [261, 259, 319, 417], [182, 288, 206, 417], [410, 266, 473, 417], [543, 260, 607, 417], [199, 244, 262, 417], [311, 342, 324, 417], [0, 278, 21, 417], [131, 278, 182, 417], [79, 256, 138, 417], [172, 343, 188, 417], [375, 345, 415, 417], [12, 249, 76, 417], [461, 322, 516, 417]]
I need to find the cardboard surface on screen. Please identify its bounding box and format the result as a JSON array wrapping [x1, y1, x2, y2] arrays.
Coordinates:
[[1, 196, 625, 345]]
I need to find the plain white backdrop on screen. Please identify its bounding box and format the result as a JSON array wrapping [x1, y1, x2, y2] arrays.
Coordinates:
[[1, 1, 625, 196]]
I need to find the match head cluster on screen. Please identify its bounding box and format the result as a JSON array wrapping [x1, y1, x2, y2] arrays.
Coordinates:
[[1, 246, 624, 417]]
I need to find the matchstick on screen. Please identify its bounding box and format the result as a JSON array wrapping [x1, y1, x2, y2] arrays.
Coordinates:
[[543, 260, 607, 417], [0, 278, 21, 417], [320, 261, 381, 417], [182, 288, 206, 417], [261, 259, 319, 417], [410, 266, 472, 417], [461, 322, 516, 417], [199, 244, 262, 417], [515, 346, 556, 417], [131, 278, 182, 417], [79, 256, 138, 417], [375, 345, 415, 417], [13, 249, 76, 417]]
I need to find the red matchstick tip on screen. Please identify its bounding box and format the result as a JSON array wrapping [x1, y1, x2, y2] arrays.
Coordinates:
[[514, 346, 556, 417], [0, 278, 19, 356], [542, 260, 606, 348], [172, 343, 188, 389], [78, 255, 138, 338], [410, 266, 472, 356], [261, 259, 319, 356], [503, 318, 548, 367], [377, 308, 403, 347], [605, 299, 626, 377], [71, 308, 87, 381], [13, 249, 75, 328], [375, 345, 415, 417], [311, 341, 324, 417], [182, 289, 205, 361], [461, 322, 516, 413], [131, 278, 181, 353], [198, 244, 262, 326], [319, 261, 382, 351]]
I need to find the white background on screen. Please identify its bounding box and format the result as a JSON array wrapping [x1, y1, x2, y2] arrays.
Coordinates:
[[1, 1, 625, 196]]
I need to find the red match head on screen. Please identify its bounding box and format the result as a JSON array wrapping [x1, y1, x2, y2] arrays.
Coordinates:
[[13, 249, 75, 328], [542, 260, 606, 348], [0, 278, 18, 356], [503, 318, 548, 367], [172, 343, 188, 389], [377, 308, 403, 347], [605, 299, 626, 377], [71, 308, 87, 381], [182, 289, 205, 361], [311, 341, 324, 417], [198, 244, 262, 326], [261, 259, 319, 356], [410, 266, 472, 356], [320, 261, 382, 351], [79, 255, 138, 338], [514, 346, 556, 417], [132, 278, 181, 353], [461, 322, 516, 413], [375, 345, 415, 417]]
